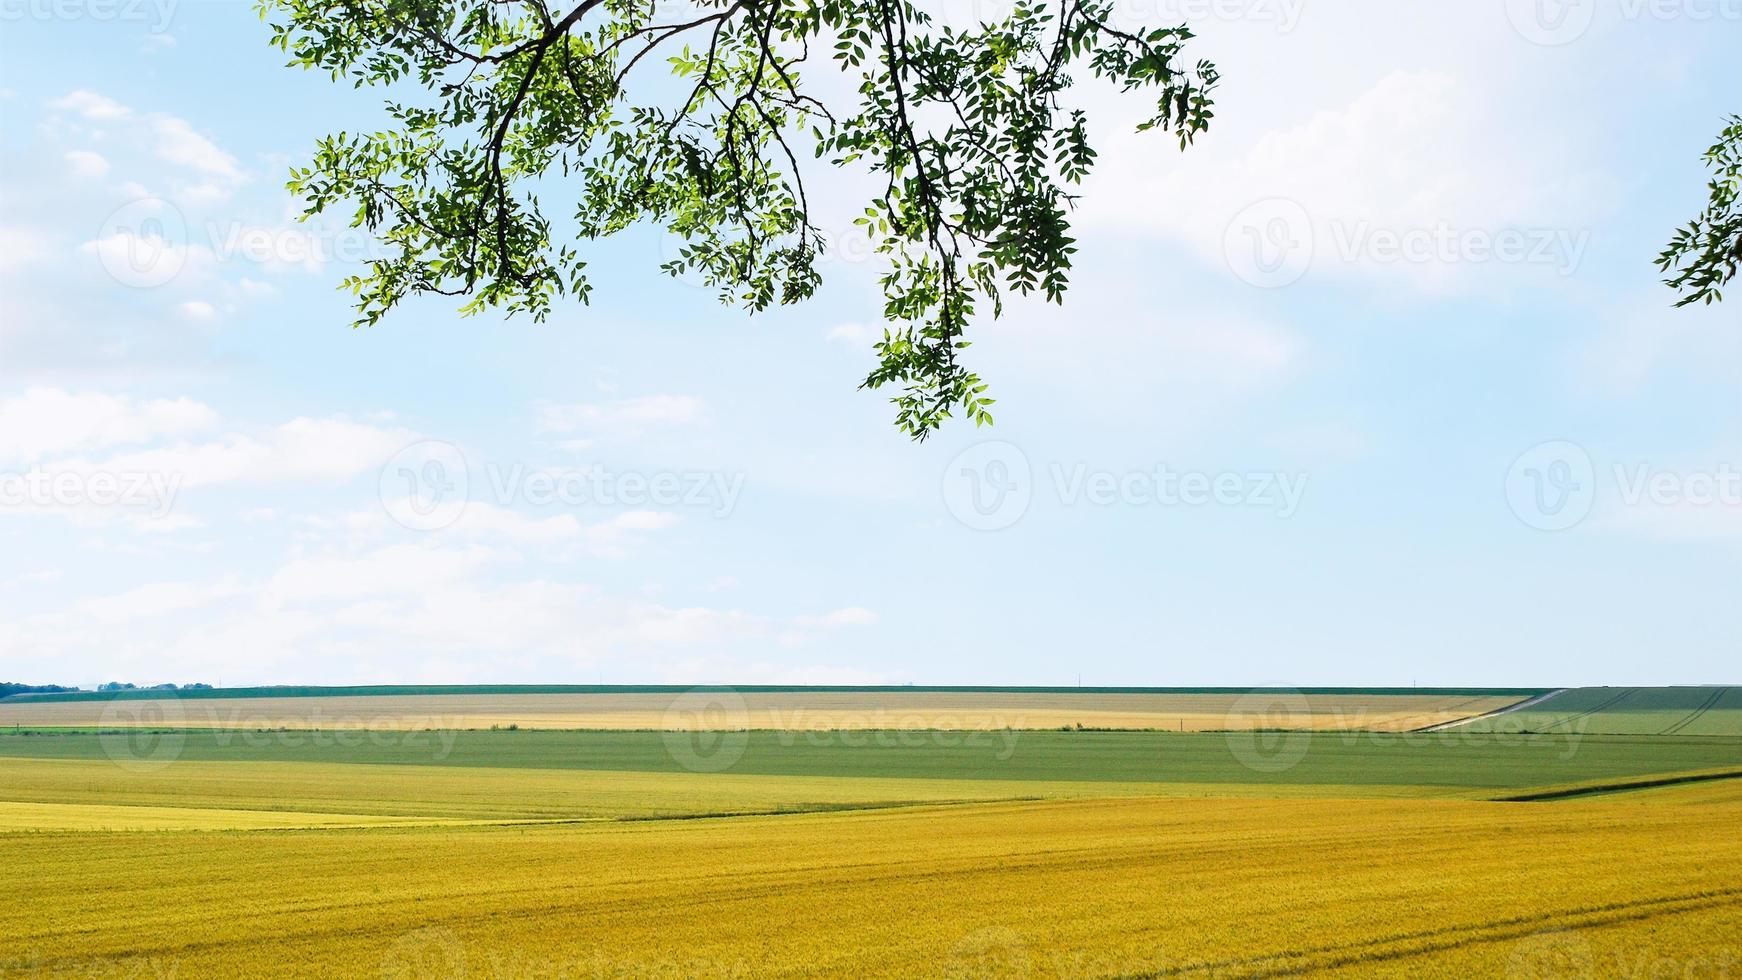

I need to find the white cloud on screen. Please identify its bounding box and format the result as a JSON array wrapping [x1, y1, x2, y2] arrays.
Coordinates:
[[178, 300, 217, 321], [51, 90, 131, 122], [539, 395, 705, 433], [76, 416, 414, 489], [263, 544, 511, 606], [77, 580, 242, 624], [64, 151, 110, 178], [78, 230, 216, 289], [656, 658, 901, 686], [1, 569, 63, 588], [450, 503, 584, 543], [581, 510, 681, 556], [826, 323, 879, 346], [147, 114, 241, 181], [1083, 70, 1610, 294], [793, 606, 879, 629], [0, 226, 49, 276], [0, 388, 217, 464]]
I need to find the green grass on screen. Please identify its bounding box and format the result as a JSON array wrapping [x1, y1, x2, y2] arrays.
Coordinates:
[[0, 683, 1549, 704], [1, 729, 1736, 792], [1487, 686, 1742, 736]]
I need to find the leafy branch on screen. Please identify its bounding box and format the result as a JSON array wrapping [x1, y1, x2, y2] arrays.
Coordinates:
[[1659, 114, 1741, 308], [259, 0, 1217, 437]]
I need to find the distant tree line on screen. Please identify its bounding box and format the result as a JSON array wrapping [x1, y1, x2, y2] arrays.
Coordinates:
[[0, 682, 79, 698], [0, 681, 215, 698]]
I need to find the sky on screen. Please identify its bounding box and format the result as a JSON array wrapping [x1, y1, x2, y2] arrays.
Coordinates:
[[0, 0, 1737, 689]]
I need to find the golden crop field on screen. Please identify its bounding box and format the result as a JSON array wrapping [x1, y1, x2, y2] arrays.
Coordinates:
[[0, 800, 458, 832], [3, 691, 1735, 977], [0, 690, 1523, 733], [4, 793, 1740, 978]]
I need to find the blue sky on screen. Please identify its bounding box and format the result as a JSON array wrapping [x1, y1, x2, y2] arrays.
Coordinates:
[[0, 0, 1737, 688]]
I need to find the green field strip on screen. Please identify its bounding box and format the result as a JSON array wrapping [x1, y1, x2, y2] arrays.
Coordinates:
[[4, 730, 1738, 793], [1537, 687, 1640, 732], [1497, 687, 1742, 736], [1659, 687, 1728, 736]]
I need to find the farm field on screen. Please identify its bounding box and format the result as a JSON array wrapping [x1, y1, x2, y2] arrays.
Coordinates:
[[3, 728, 1739, 794], [4, 794, 1741, 977], [1454, 685, 1742, 736], [0, 686, 1535, 733], [2, 687, 1738, 977]]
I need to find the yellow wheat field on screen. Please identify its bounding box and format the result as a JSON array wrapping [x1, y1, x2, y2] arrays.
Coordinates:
[[0, 691, 1521, 733], [0, 800, 460, 832], [4, 793, 1738, 978]]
